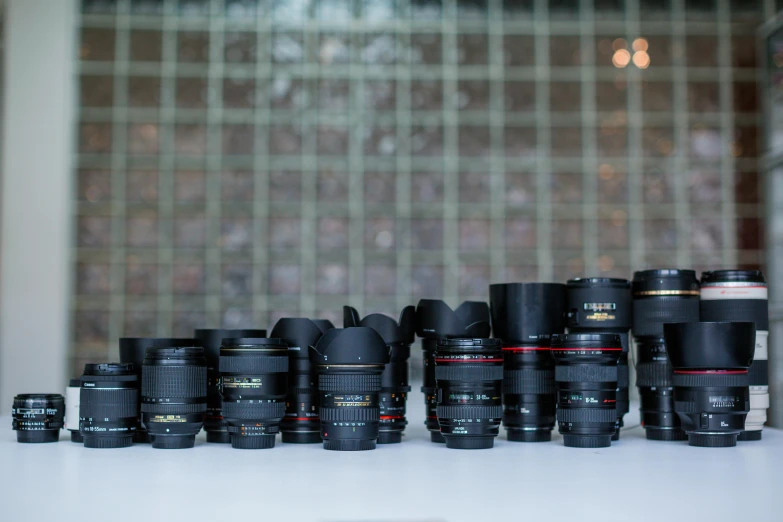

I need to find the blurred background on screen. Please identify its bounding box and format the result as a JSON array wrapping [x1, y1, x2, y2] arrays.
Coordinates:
[[1, 0, 782, 425]]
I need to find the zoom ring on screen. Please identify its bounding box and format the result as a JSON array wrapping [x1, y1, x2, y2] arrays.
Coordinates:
[[141, 402, 207, 414], [617, 364, 629, 388], [632, 298, 699, 338], [435, 364, 504, 382], [747, 360, 769, 386], [222, 401, 286, 419], [436, 405, 503, 419], [556, 408, 617, 423], [636, 362, 673, 387], [318, 374, 381, 392], [80, 389, 137, 419], [699, 300, 769, 330], [672, 373, 750, 387], [219, 356, 288, 374], [555, 365, 618, 382], [287, 386, 316, 396], [502, 369, 555, 394], [319, 407, 380, 422], [142, 366, 207, 398]]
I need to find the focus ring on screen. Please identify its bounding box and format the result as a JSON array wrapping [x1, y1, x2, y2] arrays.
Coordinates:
[[436, 405, 503, 419], [80, 388, 137, 419], [617, 364, 629, 388], [142, 366, 207, 398], [502, 369, 555, 394], [319, 407, 379, 422], [632, 298, 699, 338], [636, 362, 673, 387], [141, 402, 206, 414], [557, 408, 617, 423], [222, 401, 285, 419], [318, 374, 381, 392], [219, 355, 288, 374], [555, 365, 618, 383], [673, 373, 750, 387], [748, 360, 769, 386], [699, 299, 769, 330], [435, 364, 503, 382]]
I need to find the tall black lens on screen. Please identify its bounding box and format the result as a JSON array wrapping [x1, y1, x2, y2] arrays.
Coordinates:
[[141, 347, 207, 449], [79, 363, 138, 449], [552, 333, 621, 449], [489, 283, 565, 443], [700, 270, 768, 441], [12, 394, 65, 443], [435, 338, 503, 450], [635, 338, 686, 441], [310, 327, 390, 451], [270, 318, 333, 444], [664, 322, 754, 448], [219, 338, 288, 449], [416, 299, 491, 443], [193, 329, 266, 444], [65, 379, 83, 443]]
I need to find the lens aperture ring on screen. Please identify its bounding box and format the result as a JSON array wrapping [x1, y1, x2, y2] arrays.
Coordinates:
[[219, 355, 288, 374], [222, 401, 285, 420], [502, 369, 555, 394], [320, 407, 380, 422], [435, 364, 503, 382], [318, 373, 381, 392], [142, 366, 207, 398], [556, 408, 617, 423], [437, 405, 503, 420], [673, 372, 750, 387], [748, 360, 769, 386], [636, 362, 673, 387], [555, 365, 617, 382]]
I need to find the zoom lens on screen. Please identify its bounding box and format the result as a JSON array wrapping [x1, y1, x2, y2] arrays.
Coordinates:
[[435, 338, 503, 450], [79, 363, 138, 449], [65, 379, 83, 443], [635, 338, 686, 441], [141, 347, 207, 449], [489, 283, 565, 443], [219, 338, 288, 449], [193, 329, 266, 444], [12, 394, 65, 443], [664, 322, 754, 448], [416, 299, 491, 443], [632, 269, 700, 339], [270, 318, 333, 444], [552, 333, 621, 449], [700, 270, 768, 441], [309, 327, 390, 451]]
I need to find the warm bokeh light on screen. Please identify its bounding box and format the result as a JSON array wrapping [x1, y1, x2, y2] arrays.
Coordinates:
[[599, 164, 615, 180], [612, 38, 627, 51], [612, 49, 631, 68], [633, 50, 650, 69], [632, 38, 648, 52]]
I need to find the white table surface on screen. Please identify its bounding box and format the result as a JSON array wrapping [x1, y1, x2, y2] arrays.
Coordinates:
[[1, 399, 780, 522]]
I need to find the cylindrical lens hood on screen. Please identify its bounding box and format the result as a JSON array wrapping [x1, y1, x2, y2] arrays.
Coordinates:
[[12, 393, 65, 443], [489, 283, 566, 343], [663, 322, 755, 370], [415, 299, 491, 339]]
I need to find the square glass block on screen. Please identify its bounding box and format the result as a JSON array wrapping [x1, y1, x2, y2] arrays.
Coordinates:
[[598, 219, 629, 249], [318, 79, 350, 112], [689, 126, 723, 159], [126, 170, 158, 202], [549, 36, 582, 67], [365, 218, 395, 250], [365, 264, 397, 295], [178, 31, 210, 62], [597, 126, 627, 157], [270, 171, 302, 201], [504, 127, 536, 158], [732, 35, 756, 69], [411, 219, 443, 250], [172, 263, 206, 295], [223, 78, 257, 109], [128, 123, 160, 155], [459, 219, 490, 251], [456, 80, 490, 111], [363, 33, 396, 65], [688, 82, 720, 112], [80, 123, 112, 154], [459, 265, 490, 298], [641, 81, 673, 112], [365, 80, 396, 111], [271, 75, 308, 109], [81, 75, 113, 107], [596, 81, 626, 112], [221, 217, 253, 250], [550, 126, 582, 157], [269, 124, 303, 154], [77, 263, 111, 295], [734, 81, 758, 114], [410, 33, 442, 65], [222, 171, 254, 201], [457, 0, 488, 20], [317, 264, 349, 295], [504, 35, 535, 67], [123, 309, 158, 338], [550, 82, 580, 113], [175, 124, 208, 155], [737, 218, 762, 250], [412, 265, 443, 298], [552, 219, 583, 249], [688, 168, 721, 204], [223, 124, 255, 155], [130, 30, 163, 62], [269, 217, 302, 251], [735, 172, 760, 204], [172, 310, 207, 337], [224, 32, 257, 63], [364, 125, 397, 156], [174, 171, 206, 202], [412, 171, 444, 203], [318, 169, 349, 202], [597, 166, 627, 205], [644, 219, 677, 250], [126, 214, 159, 247], [691, 218, 722, 253], [78, 169, 111, 203], [644, 35, 672, 67], [222, 263, 253, 297], [80, 28, 115, 62], [78, 216, 111, 247], [317, 218, 350, 250], [686, 35, 718, 68], [459, 171, 490, 203], [504, 82, 536, 112], [74, 309, 110, 343], [505, 218, 536, 249], [319, 33, 351, 65], [642, 126, 675, 157], [176, 77, 209, 108], [365, 172, 396, 204], [174, 215, 207, 247], [411, 125, 444, 156], [458, 126, 490, 157], [269, 265, 301, 295], [128, 76, 161, 107], [125, 262, 158, 295], [551, 172, 582, 204], [643, 168, 674, 204], [411, 79, 442, 111], [457, 34, 489, 66], [272, 32, 305, 64]]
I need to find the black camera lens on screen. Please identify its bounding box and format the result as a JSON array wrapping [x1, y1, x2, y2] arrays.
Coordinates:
[[270, 318, 333, 444], [551, 333, 621, 449], [344, 306, 415, 444], [79, 363, 139, 449], [489, 283, 565, 443], [435, 338, 503, 450], [309, 327, 390, 451], [65, 379, 83, 443], [416, 299, 491, 443], [119, 337, 194, 443], [635, 338, 686, 441], [631, 269, 700, 339], [12, 394, 65, 443], [664, 321, 754, 448], [193, 329, 266, 444], [219, 338, 288, 449], [700, 270, 768, 441], [141, 347, 207, 449]]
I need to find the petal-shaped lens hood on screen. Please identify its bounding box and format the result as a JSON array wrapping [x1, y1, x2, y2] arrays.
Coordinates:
[[663, 322, 755, 370], [270, 318, 327, 359], [312, 319, 336, 333], [309, 327, 390, 366], [415, 299, 491, 339], [343, 306, 416, 344]]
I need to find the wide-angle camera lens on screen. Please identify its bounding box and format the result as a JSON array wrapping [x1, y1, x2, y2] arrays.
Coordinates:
[[270, 318, 333, 444], [700, 270, 768, 441], [12, 394, 65, 443], [219, 338, 288, 449], [309, 327, 390, 451], [664, 321, 754, 448], [435, 338, 503, 449], [489, 283, 565, 443], [635, 338, 686, 441], [552, 333, 621, 449], [566, 278, 631, 441], [79, 363, 139, 449], [65, 379, 83, 443], [415, 299, 491, 443], [141, 346, 207, 449], [193, 329, 266, 444], [344, 306, 415, 444]]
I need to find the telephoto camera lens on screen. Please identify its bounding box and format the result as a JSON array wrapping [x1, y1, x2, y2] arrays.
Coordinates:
[[489, 283, 565, 443], [141, 346, 207, 449], [12, 394, 65, 443], [79, 363, 139, 449], [664, 322, 754, 448], [309, 327, 390, 451], [551, 333, 622, 449], [700, 270, 768, 441], [415, 299, 491, 443], [635, 338, 687, 441], [270, 318, 333, 444], [344, 305, 415, 444], [193, 329, 266, 444], [566, 278, 631, 441], [435, 338, 503, 450], [65, 379, 83, 443]]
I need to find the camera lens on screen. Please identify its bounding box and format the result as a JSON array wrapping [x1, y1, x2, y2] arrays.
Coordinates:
[[79, 363, 139, 449], [219, 338, 288, 449], [551, 333, 621, 449], [309, 327, 390, 451], [635, 338, 686, 441], [65, 379, 83, 443], [193, 329, 266, 444], [664, 321, 754, 448], [12, 394, 65, 443], [435, 338, 503, 450], [489, 283, 565, 443], [415, 299, 491, 443], [270, 318, 333, 444], [141, 346, 207, 449], [700, 270, 768, 441], [344, 306, 415, 444], [631, 269, 700, 339]]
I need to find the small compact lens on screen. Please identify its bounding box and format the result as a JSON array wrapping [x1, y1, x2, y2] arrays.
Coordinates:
[[309, 327, 390, 451], [65, 379, 83, 443], [664, 321, 754, 448], [79, 363, 139, 449], [700, 270, 768, 441], [435, 338, 503, 450], [141, 347, 207, 449], [416, 299, 491, 443], [489, 283, 566, 443], [551, 333, 621, 449], [635, 338, 686, 441], [12, 394, 65, 443]]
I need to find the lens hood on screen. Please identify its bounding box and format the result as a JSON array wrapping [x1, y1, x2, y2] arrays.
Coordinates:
[[343, 306, 416, 345], [701, 270, 765, 285], [415, 299, 491, 339], [270, 318, 329, 358], [489, 283, 566, 342], [193, 329, 267, 362], [313, 319, 336, 333], [663, 322, 755, 370], [120, 337, 195, 368], [309, 327, 390, 366]]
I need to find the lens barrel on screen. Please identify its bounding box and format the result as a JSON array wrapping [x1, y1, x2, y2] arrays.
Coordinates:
[[635, 338, 686, 441], [12, 394, 65, 443], [65, 379, 83, 443], [552, 333, 621, 449], [79, 363, 138, 449], [435, 338, 503, 450], [141, 347, 207, 449]]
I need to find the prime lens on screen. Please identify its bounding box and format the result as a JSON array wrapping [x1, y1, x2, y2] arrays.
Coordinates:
[[141, 347, 207, 449], [65, 379, 83, 443], [631, 269, 700, 339], [79, 363, 139, 449], [12, 394, 65, 443], [635, 338, 686, 441]]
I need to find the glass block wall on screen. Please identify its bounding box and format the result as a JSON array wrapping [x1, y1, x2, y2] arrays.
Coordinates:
[[74, 0, 767, 375]]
